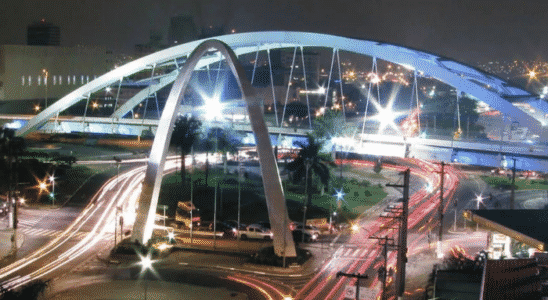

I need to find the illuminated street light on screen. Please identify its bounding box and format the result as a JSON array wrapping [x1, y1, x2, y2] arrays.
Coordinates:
[[34, 105, 40, 112], [49, 174, 55, 206], [475, 194, 483, 231]]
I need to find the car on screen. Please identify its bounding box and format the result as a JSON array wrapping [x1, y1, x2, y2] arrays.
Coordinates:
[[237, 224, 273, 240], [294, 224, 321, 240]]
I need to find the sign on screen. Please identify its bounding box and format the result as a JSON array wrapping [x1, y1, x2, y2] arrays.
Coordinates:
[[157, 205, 168, 210], [344, 285, 356, 299], [359, 287, 376, 300]]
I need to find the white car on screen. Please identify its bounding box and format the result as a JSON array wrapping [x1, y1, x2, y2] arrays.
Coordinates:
[[237, 224, 273, 240], [295, 225, 321, 239]]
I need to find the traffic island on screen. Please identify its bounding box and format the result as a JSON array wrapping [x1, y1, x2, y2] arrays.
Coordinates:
[[248, 246, 312, 269]]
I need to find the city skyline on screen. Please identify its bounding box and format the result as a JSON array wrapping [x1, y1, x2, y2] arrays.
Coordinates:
[[1, 0, 548, 65]]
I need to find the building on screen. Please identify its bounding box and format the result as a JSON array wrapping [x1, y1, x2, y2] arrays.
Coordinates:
[[0, 44, 112, 113], [27, 20, 60, 46], [168, 15, 198, 46]]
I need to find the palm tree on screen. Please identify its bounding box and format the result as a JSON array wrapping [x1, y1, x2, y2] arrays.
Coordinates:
[[286, 135, 330, 223], [170, 115, 201, 189]]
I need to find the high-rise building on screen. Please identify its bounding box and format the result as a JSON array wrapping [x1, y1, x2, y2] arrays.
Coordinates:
[[168, 15, 198, 45], [27, 19, 60, 46]]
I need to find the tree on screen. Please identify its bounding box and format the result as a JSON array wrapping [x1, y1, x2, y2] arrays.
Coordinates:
[[170, 115, 201, 191], [312, 109, 357, 152], [286, 135, 330, 209]]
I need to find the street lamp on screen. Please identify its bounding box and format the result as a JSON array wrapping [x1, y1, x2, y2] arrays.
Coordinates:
[[138, 254, 157, 300], [42, 69, 48, 108], [49, 174, 55, 206], [475, 194, 483, 231]]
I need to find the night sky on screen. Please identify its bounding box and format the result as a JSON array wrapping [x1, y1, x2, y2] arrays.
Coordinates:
[[2, 0, 548, 65]]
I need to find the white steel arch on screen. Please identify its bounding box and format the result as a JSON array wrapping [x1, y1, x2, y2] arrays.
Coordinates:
[[16, 31, 544, 137], [128, 39, 297, 257]]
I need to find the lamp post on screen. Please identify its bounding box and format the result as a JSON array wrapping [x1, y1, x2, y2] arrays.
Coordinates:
[[475, 195, 483, 231], [42, 69, 48, 109], [139, 255, 156, 300], [49, 174, 55, 206], [302, 158, 311, 243]]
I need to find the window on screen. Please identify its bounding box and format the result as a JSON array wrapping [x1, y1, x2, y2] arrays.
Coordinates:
[[28, 76, 32, 86], [53, 76, 57, 85], [86, 75, 89, 83], [81, 75, 84, 84], [59, 76, 62, 85], [73, 75, 76, 84], [21, 76, 25, 86], [67, 76, 71, 85], [37, 76, 41, 86]]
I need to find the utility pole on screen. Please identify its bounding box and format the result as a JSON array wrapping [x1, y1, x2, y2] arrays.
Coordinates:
[[511, 158, 516, 210], [369, 236, 395, 300], [386, 168, 410, 300], [336, 272, 369, 300], [436, 162, 445, 250]]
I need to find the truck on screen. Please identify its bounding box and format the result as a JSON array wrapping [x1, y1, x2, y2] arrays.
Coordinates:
[[173, 201, 201, 229]]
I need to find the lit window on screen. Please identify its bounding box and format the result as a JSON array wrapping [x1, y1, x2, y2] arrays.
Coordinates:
[[73, 75, 76, 84], [44, 76, 47, 85], [21, 76, 25, 86], [53, 76, 57, 85], [28, 76, 32, 86], [59, 76, 62, 85], [81, 75, 84, 84], [67, 76, 71, 85], [86, 75, 89, 83], [38, 76, 41, 86]]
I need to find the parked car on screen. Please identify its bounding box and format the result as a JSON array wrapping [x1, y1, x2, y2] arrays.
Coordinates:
[[237, 224, 273, 240]]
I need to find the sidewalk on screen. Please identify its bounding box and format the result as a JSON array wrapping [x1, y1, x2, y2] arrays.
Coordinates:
[[0, 227, 25, 261]]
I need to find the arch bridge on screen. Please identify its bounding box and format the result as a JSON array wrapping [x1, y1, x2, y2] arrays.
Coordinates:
[[13, 31, 548, 253]]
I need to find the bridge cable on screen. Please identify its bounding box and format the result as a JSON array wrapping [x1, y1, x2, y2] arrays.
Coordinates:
[[214, 52, 223, 88], [360, 57, 378, 144], [280, 46, 298, 130], [336, 49, 346, 122], [251, 44, 260, 85], [456, 89, 462, 138], [300, 46, 312, 129], [82, 93, 91, 131], [142, 64, 156, 124], [414, 70, 421, 135], [267, 47, 279, 127], [323, 48, 336, 108]]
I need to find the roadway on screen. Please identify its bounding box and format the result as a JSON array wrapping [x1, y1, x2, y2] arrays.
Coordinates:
[[0, 150, 493, 300]]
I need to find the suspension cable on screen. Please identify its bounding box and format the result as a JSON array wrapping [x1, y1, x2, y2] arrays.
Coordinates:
[[336, 49, 346, 121], [251, 44, 260, 85], [300, 46, 312, 129], [280, 46, 298, 129], [323, 49, 336, 108], [361, 57, 377, 143], [267, 47, 279, 126]]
